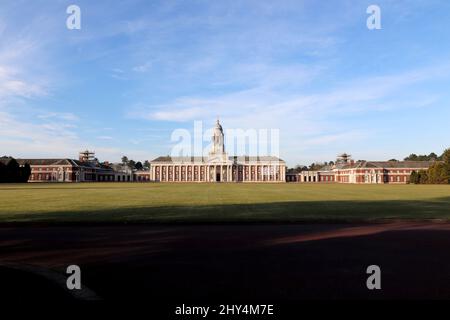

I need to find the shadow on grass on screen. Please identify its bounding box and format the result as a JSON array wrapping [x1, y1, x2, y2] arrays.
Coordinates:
[[1, 196, 450, 225]]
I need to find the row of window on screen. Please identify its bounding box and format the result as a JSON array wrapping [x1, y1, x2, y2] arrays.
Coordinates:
[[30, 173, 71, 181]]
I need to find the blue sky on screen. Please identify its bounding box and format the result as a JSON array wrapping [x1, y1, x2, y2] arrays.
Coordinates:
[[1, 0, 449, 166]]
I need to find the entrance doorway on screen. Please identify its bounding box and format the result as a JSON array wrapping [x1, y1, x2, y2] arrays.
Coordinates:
[[216, 173, 221, 182]]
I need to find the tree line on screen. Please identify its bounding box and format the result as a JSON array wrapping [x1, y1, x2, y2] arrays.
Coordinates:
[[120, 156, 150, 171], [0, 157, 31, 183], [404, 152, 442, 161], [410, 149, 450, 184], [287, 161, 336, 173]]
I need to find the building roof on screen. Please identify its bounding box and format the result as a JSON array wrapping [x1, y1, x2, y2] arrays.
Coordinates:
[[341, 160, 436, 170], [150, 155, 285, 164], [3, 158, 114, 172], [14, 158, 75, 166], [151, 156, 208, 163], [317, 164, 334, 171], [231, 156, 285, 163]]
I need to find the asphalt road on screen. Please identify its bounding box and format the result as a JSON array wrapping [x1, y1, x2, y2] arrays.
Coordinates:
[[1, 222, 450, 304]]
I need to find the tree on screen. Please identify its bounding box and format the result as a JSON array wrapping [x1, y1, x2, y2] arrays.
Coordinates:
[[309, 162, 325, 171], [404, 153, 418, 161], [0, 158, 31, 183], [128, 159, 136, 169], [408, 148, 450, 184], [404, 152, 440, 161], [121, 156, 129, 166], [6, 158, 20, 182], [442, 148, 450, 165], [418, 170, 429, 184], [144, 160, 151, 169], [135, 161, 143, 170], [19, 163, 31, 183], [428, 152, 439, 160], [442, 148, 450, 183], [0, 161, 6, 182], [428, 162, 447, 184], [410, 171, 419, 184]]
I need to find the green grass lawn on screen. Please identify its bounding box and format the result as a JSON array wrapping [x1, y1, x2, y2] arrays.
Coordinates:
[[0, 183, 449, 223]]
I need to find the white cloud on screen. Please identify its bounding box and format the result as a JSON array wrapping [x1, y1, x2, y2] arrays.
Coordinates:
[[133, 61, 152, 73], [37, 112, 79, 122], [97, 136, 114, 140], [0, 65, 47, 99]]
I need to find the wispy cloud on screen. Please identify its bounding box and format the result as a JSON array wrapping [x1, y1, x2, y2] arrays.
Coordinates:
[[129, 60, 450, 164], [97, 136, 114, 140], [132, 61, 152, 73], [0, 65, 47, 100]]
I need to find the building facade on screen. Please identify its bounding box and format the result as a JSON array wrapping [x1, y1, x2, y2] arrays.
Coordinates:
[[333, 161, 434, 184], [289, 154, 434, 184], [150, 120, 286, 182], [17, 158, 115, 182], [5, 151, 150, 183]]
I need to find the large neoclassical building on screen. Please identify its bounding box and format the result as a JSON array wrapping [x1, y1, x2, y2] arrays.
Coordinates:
[[150, 120, 286, 182]]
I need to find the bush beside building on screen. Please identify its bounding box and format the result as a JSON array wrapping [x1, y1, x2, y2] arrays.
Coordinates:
[[410, 149, 450, 184]]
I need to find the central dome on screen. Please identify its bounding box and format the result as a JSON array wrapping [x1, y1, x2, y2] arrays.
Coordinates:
[[210, 119, 226, 157], [214, 119, 223, 133]]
